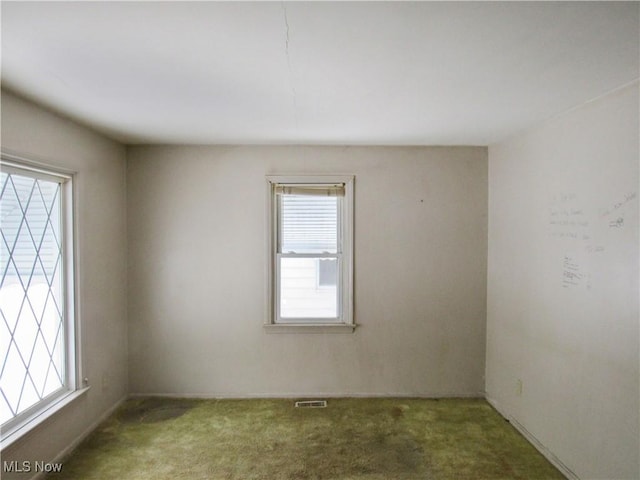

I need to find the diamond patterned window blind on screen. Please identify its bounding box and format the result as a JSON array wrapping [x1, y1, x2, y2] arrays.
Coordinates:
[[0, 169, 66, 425]]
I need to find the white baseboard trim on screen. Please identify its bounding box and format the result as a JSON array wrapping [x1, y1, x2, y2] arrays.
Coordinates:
[[485, 395, 579, 480], [29, 395, 128, 480], [128, 391, 484, 400]]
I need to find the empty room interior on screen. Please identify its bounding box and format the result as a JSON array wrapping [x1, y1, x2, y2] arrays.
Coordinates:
[[0, 2, 638, 479]]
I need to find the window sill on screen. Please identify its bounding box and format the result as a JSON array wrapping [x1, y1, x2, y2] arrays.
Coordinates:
[[1, 386, 90, 450], [264, 323, 356, 334]]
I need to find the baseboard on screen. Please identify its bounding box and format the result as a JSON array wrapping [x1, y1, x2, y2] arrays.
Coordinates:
[[128, 391, 485, 400], [29, 395, 128, 480], [485, 395, 579, 480]]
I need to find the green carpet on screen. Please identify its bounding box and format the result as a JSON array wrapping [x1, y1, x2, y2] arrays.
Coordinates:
[[48, 397, 564, 479]]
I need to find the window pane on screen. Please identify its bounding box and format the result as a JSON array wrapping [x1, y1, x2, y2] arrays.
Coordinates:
[[280, 195, 338, 253], [280, 257, 337, 319], [318, 258, 337, 287], [0, 171, 65, 424]]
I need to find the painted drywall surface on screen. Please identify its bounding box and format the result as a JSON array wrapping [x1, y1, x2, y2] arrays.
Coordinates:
[[486, 84, 639, 479], [1, 90, 128, 479], [127, 145, 488, 397]]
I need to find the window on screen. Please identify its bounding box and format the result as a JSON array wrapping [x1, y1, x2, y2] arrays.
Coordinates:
[[266, 176, 354, 332], [0, 157, 78, 442]]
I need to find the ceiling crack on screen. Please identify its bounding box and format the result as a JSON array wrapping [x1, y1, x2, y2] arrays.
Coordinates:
[[281, 2, 299, 128]]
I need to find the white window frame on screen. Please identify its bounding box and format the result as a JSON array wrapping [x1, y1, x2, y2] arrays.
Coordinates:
[[265, 175, 355, 333], [0, 154, 86, 449]]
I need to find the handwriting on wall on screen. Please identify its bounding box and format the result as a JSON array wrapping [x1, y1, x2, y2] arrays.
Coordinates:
[[549, 205, 589, 238], [600, 192, 636, 218], [562, 254, 586, 289], [549, 191, 637, 290], [548, 193, 599, 250], [600, 192, 636, 232], [608, 217, 624, 228]]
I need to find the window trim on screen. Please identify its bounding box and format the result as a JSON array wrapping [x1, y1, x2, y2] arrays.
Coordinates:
[[265, 175, 355, 333], [0, 153, 85, 448]]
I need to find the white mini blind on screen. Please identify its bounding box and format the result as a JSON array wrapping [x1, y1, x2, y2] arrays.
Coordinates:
[[279, 191, 339, 254]]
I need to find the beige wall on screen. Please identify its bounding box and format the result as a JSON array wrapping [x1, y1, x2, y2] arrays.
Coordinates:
[[486, 83, 639, 479], [127, 145, 488, 397], [1, 90, 128, 479]]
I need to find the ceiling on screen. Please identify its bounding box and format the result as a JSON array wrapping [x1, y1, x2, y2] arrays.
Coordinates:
[[1, 1, 638, 146]]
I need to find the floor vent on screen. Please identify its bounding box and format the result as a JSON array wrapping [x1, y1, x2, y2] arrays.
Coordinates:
[[295, 400, 327, 408]]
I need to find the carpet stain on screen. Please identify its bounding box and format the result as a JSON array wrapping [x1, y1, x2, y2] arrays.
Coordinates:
[[282, 424, 426, 479], [118, 397, 198, 424]]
